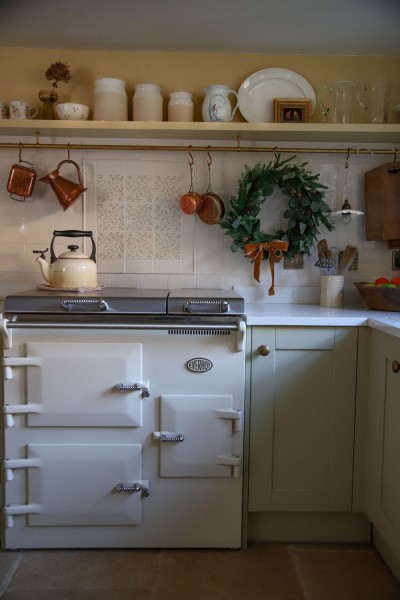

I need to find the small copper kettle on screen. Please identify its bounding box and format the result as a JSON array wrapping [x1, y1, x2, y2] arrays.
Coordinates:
[[40, 159, 87, 211]]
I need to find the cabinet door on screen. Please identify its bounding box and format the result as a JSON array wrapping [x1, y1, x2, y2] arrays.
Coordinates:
[[367, 330, 400, 558], [249, 326, 357, 512]]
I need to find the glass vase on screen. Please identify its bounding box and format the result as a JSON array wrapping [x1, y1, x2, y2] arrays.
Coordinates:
[[38, 89, 58, 119]]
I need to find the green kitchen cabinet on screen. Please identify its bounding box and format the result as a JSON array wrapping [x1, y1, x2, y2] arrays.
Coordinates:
[[366, 329, 400, 575], [248, 326, 358, 513]]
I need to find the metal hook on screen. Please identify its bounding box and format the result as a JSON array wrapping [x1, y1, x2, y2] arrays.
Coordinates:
[[273, 147, 279, 162], [67, 143, 71, 162], [206, 147, 213, 193], [187, 146, 194, 166], [388, 148, 400, 174], [206, 146, 212, 167], [18, 142, 23, 163]]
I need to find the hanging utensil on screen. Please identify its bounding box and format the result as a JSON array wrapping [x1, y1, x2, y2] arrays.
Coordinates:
[[39, 147, 87, 211], [314, 239, 336, 269], [179, 149, 203, 214], [198, 149, 225, 224], [6, 143, 37, 202]]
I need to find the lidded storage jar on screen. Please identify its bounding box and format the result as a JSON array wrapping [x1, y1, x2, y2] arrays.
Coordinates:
[[133, 83, 163, 121], [168, 91, 193, 122], [93, 78, 128, 121]]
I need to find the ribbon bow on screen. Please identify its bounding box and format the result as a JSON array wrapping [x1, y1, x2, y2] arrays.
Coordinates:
[[244, 239, 289, 296]]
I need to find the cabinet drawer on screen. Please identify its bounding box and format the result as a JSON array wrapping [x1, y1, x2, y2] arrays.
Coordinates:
[[275, 327, 335, 350]]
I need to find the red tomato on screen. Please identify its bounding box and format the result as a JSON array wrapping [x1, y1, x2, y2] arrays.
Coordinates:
[[375, 277, 389, 285], [391, 277, 400, 286]]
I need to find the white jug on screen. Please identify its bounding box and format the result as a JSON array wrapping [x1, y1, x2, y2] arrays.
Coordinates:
[[202, 85, 238, 122]]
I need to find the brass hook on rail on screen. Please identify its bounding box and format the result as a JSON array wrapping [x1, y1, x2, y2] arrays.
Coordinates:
[[388, 148, 400, 173], [206, 146, 212, 167], [236, 135, 241, 152], [35, 130, 40, 148], [187, 145, 194, 165]]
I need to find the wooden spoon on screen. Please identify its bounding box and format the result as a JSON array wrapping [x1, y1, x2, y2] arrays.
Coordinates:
[[338, 245, 358, 274]]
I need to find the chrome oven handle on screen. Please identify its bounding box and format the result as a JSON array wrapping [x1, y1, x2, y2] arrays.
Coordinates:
[[61, 298, 109, 312]]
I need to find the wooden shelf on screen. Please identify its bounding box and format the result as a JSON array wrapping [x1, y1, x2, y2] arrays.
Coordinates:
[[0, 120, 400, 144]]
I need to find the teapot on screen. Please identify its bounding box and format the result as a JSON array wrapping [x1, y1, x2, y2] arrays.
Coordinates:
[[33, 230, 97, 289], [319, 80, 366, 124]]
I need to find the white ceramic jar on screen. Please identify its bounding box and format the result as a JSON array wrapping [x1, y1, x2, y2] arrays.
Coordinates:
[[168, 91, 193, 122], [93, 78, 128, 121], [133, 83, 163, 121]]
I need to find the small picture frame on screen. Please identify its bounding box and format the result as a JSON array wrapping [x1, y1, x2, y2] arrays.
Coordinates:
[[273, 98, 311, 123]]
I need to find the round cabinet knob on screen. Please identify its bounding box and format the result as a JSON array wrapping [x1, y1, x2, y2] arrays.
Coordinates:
[[392, 360, 400, 373], [258, 345, 270, 356]]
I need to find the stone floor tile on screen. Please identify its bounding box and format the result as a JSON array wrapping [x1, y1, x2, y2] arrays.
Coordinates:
[[2, 591, 151, 600], [155, 543, 304, 600], [0, 552, 23, 597], [289, 544, 400, 600], [7, 549, 161, 592]]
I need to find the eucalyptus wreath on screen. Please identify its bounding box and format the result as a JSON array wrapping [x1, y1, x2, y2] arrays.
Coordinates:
[[219, 154, 334, 294]]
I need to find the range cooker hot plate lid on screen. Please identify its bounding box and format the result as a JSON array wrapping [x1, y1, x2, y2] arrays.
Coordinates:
[[3, 288, 169, 315], [167, 289, 245, 315]]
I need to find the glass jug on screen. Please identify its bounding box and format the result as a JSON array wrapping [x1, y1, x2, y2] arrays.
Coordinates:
[[361, 79, 391, 124], [319, 81, 366, 124]]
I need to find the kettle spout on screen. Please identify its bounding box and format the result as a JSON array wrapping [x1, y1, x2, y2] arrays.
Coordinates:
[[35, 254, 51, 284]]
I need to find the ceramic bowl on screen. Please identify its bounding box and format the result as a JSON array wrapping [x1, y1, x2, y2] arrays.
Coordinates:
[[56, 103, 89, 121], [354, 282, 400, 311]]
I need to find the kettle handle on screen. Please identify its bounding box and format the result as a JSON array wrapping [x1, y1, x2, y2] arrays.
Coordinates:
[[56, 159, 84, 186], [50, 230, 96, 264]]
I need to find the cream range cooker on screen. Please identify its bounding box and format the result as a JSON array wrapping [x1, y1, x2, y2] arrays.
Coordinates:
[[0, 288, 246, 549]]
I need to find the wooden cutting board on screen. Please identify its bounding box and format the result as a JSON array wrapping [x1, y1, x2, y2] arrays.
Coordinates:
[[364, 162, 400, 246]]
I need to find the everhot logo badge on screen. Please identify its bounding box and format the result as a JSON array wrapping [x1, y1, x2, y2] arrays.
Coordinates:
[[186, 357, 213, 373]]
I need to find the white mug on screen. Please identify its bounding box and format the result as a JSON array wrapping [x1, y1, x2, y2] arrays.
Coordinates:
[[0, 101, 9, 119], [9, 100, 38, 120]]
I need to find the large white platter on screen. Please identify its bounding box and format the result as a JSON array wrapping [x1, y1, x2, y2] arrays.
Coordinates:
[[238, 68, 316, 123]]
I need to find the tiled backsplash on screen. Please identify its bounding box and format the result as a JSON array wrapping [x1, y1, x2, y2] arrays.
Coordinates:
[[0, 137, 393, 303]]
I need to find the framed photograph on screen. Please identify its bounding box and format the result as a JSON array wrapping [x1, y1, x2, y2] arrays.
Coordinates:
[[273, 98, 311, 123]]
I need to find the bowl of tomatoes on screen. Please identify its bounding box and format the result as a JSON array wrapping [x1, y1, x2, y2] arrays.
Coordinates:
[[354, 277, 400, 311]]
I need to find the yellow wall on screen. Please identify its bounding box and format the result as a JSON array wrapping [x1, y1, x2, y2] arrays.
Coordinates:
[[1, 47, 399, 122]]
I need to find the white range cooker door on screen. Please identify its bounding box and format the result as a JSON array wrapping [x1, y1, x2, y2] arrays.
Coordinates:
[[5, 341, 144, 427], [158, 394, 241, 477], [5, 443, 145, 527]]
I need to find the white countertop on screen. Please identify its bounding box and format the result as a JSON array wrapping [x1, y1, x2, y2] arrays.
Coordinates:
[[245, 303, 400, 339]]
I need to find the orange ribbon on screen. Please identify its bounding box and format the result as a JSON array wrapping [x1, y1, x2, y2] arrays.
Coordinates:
[[244, 240, 289, 296]]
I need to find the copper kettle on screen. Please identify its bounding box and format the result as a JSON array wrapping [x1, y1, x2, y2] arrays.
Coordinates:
[[40, 159, 87, 211]]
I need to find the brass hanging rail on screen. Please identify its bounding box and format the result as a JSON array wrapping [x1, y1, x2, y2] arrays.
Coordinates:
[[0, 132, 396, 155], [0, 140, 396, 155]]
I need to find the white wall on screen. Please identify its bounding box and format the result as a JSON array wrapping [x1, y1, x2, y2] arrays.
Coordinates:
[[0, 135, 393, 305]]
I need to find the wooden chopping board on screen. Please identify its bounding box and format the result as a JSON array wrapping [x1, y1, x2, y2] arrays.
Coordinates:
[[364, 162, 400, 244]]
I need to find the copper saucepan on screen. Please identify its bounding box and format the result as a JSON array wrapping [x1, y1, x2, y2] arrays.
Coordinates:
[[7, 146, 37, 202], [198, 152, 225, 224]]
